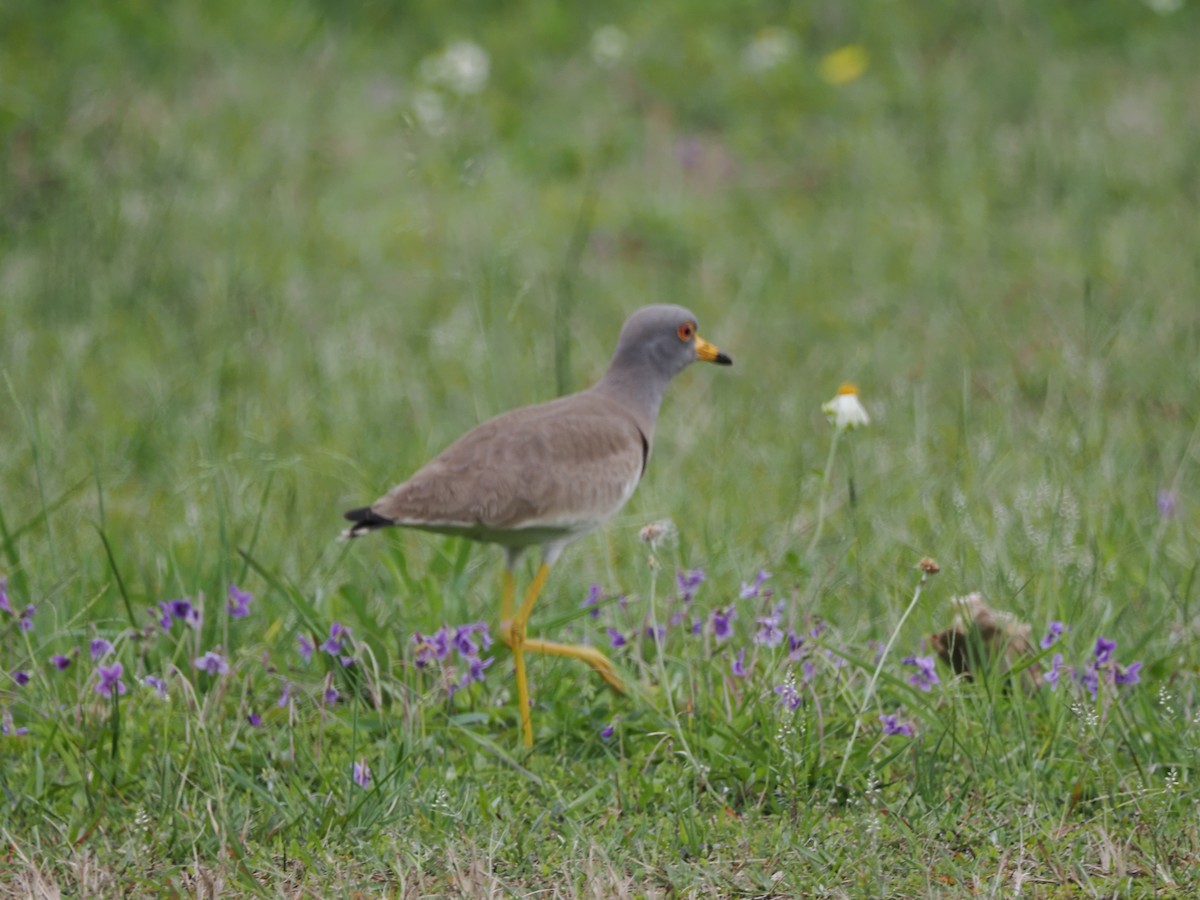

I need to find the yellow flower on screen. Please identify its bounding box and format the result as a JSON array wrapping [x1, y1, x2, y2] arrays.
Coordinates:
[[818, 44, 868, 86], [821, 383, 870, 431]]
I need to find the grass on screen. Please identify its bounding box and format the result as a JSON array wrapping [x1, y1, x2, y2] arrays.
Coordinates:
[[2, 0, 1200, 894]]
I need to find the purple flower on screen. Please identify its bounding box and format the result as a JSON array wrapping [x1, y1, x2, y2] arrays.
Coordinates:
[[600, 722, 615, 740], [754, 621, 783, 648], [277, 682, 297, 707], [297, 633, 315, 664], [321, 622, 349, 656], [606, 627, 627, 649], [143, 675, 168, 698], [429, 626, 451, 660], [410, 631, 436, 668], [452, 622, 492, 657], [1077, 664, 1100, 698], [774, 681, 802, 711], [50, 654, 72, 671], [323, 683, 339, 705], [1114, 661, 1142, 686], [1040, 621, 1066, 650], [644, 625, 665, 643], [676, 568, 706, 603], [154, 602, 173, 631], [711, 607, 736, 641], [731, 648, 750, 678], [89, 638, 114, 661], [96, 662, 126, 698], [247, 712, 263, 727], [1043, 653, 1067, 690], [581, 583, 604, 618], [879, 713, 914, 737], [1, 712, 28, 736], [754, 602, 785, 648], [1093, 637, 1117, 667], [449, 654, 493, 696], [0, 577, 10, 614], [1158, 489, 1178, 519], [739, 569, 772, 600], [902, 655, 939, 692], [466, 655, 493, 684], [787, 630, 806, 662], [690, 618, 703, 635], [353, 759, 372, 789], [18, 605, 34, 632], [12, 670, 30, 686], [165, 599, 201, 629], [227, 584, 253, 618], [453, 626, 479, 657], [193, 651, 229, 676]]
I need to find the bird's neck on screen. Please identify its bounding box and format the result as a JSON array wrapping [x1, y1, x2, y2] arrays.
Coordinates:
[[590, 364, 666, 444]]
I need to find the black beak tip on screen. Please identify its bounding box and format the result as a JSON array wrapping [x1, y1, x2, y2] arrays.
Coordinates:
[[715, 352, 733, 366]]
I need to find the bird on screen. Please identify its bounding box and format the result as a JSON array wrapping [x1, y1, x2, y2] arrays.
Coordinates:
[[343, 304, 732, 746]]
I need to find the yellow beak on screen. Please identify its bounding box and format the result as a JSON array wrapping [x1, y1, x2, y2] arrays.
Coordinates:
[[695, 335, 733, 366]]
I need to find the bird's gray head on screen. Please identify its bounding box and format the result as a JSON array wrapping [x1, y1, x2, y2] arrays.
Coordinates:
[[591, 303, 732, 441], [609, 304, 733, 381]]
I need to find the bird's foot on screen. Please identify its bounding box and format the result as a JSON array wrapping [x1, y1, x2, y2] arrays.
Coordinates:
[[518, 637, 625, 694]]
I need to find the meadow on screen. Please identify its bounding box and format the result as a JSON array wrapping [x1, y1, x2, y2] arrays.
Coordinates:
[[2, 0, 1199, 895]]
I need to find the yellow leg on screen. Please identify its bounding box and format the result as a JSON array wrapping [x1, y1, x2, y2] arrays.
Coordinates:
[[500, 569, 516, 625], [502, 563, 551, 747], [520, 637, 625, 692], [513, 562, 551, 626], [498, 562, 626, 747], [497, 569, 525, 743], [511, 638, 533, 747]]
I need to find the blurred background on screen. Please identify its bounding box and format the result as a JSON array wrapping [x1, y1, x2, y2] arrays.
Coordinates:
[[1, 0, 1197, 633]]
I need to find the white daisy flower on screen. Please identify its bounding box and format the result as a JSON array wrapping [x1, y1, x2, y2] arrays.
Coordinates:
[[420, 40, 490, 95], [743, 28, 795, 73], [591, 25, 628, 67], [821, 383, 870, 431]]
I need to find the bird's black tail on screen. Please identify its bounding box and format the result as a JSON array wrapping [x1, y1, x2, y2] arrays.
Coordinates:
[[341, 506, 395, 539]]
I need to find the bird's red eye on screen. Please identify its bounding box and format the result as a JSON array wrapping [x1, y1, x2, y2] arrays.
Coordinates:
[[677, 322, 695, 342]]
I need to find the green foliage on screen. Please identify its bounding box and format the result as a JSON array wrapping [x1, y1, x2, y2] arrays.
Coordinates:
[[2, 0, 1200, 893]]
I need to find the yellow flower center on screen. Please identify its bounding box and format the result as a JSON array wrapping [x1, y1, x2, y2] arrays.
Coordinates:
[[837, 382, 859, 396], [818, 45, 869, 86]]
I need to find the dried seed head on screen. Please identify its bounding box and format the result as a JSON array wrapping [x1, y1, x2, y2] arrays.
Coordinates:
[[929, 593, 1042, 691], [638, 518, 677, 550], [918, 557, 941, 575]]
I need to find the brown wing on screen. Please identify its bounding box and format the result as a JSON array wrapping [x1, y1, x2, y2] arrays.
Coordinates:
[[372, 391, 647, 533]]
